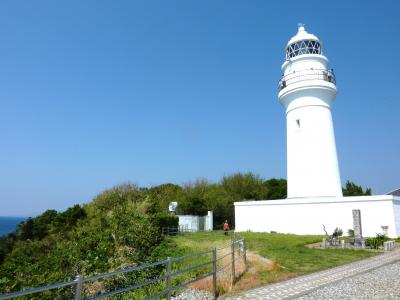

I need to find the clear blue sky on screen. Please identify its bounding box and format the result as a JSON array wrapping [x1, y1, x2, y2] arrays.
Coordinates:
[[1, 1, 399, 216]]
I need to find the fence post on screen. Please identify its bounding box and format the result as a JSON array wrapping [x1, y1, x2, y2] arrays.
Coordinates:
[[74, 274, 83, 300], [243, 240, 247, 266], [212, 247, 217, 300], [166, 257, 172, 300], [231, 240, 235, 287]]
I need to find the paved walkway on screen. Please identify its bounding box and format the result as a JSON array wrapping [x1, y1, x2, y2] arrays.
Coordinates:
[[222, 248, 400, 300]]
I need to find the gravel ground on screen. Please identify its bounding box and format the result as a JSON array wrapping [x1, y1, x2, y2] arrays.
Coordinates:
[[173, 288, 213, 300], [295, 261, 400, 300]]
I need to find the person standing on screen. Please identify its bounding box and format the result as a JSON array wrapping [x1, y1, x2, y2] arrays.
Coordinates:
[[223, 220, 230, 236]]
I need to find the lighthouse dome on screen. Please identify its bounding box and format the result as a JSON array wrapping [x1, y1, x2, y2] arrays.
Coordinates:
[[286, 25, 322, 59]]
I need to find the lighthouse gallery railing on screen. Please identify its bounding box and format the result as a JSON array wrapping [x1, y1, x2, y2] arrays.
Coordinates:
[[278, 69, 336, 91]]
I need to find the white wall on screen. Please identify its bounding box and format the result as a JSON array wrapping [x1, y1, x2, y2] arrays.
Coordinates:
[[178, 215, 200, 232], [235, 196, 400, 237], [205, 211, 213, 231], [178, 211, 213, 232], [393, 201, 400, 236]]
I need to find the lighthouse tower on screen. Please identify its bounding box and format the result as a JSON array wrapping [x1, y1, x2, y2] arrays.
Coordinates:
[[235, 25, 400, 238], [278, 25, 342, 198]]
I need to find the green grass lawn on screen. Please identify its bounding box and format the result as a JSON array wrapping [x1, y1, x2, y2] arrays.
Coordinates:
[[168, 231, 379, 288], [241, 232, 377, 277]]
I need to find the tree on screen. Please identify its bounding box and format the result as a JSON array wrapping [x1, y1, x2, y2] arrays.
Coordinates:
[[264, 178, 287, 199], [147, 183, 185, 213], [342, 181, 371, 196], [17, 218, 34, 240], [221, 172, 268, 201], [179, 197, 208, 216], [204, 184, 234, 229]]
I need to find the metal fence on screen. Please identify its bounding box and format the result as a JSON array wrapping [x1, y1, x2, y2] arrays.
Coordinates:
[[161, 227, 237, 240], [0, 232, 247, 300], [161, 225, 192, 235]]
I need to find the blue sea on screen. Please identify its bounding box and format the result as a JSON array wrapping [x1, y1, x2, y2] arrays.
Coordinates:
[[0, 217, 27, 236]]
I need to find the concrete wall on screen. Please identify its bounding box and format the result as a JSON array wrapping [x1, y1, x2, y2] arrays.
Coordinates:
[[178, 211, 213, 232], [178, 215, 200, 232], [393, 200, 400, 236], [204, 211, 213, 231], [234, 195, 400, 237]]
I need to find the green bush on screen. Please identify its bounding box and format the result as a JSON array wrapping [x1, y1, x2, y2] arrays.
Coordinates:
[[152, 213, 179, 230], [332, 228, 343, 238], [365, 234, 389, 249]]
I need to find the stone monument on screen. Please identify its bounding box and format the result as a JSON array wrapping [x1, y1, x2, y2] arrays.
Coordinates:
[[352, 209, 363, 245]]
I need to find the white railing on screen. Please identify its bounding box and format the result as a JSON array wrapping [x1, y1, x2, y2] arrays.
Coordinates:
[[278, 69, 336, 91]]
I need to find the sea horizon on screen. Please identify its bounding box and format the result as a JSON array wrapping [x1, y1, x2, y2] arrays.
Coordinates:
[[0, 216, 27, 236]]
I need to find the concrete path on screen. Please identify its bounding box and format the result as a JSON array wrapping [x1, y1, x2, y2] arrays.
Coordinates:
[[222, 248, 400, 300]]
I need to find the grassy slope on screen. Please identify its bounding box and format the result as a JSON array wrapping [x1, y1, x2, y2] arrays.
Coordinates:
[[241, 232, 378, 283], [170, 231, 379, 291]]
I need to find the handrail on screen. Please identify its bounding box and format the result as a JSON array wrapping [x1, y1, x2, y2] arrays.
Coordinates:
[[88, 274, 167, 300], [0, 233, 247, 300], [170, 248, 213, 262], [278, 68, 336, 91], [84, 258, 167, 282], [217, 251, 232, 261], [0, 280, 76, 300], [170, 260, 213, 277]]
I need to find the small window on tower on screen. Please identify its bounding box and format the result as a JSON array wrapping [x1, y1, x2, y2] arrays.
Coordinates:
[[296, 119, 301, 128]]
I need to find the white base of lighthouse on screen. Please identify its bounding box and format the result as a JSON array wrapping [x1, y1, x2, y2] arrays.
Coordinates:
[[234, 195, 400, 237]]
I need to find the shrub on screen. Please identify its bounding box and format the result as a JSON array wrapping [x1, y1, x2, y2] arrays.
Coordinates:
[[365, 234, 389, 249], [332, 227, 343, 238], [152, 213, 179, 230]]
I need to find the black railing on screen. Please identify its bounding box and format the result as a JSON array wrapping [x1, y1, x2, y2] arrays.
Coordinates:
[[278, 69, 336, 91]]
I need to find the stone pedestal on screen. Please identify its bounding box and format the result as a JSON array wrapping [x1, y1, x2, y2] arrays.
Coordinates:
[[381, 226, 389, 236], [361, 240, 366, 249]]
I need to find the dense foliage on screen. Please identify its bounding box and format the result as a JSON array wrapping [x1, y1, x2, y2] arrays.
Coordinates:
[[0, 173, 286, 297], [342, 180, 372, 196], [177, 173, 287, 227], [0, 184, 168, 298], [0, 173, 370, 298], [365, 233, 390, 249]]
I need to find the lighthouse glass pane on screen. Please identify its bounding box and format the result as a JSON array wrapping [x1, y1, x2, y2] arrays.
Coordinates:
[[286, 40, 321, 59]]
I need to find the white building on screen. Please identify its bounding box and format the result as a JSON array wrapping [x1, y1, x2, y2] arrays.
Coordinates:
[[178, 211, 213, 232], [235, 25, 400, 237]]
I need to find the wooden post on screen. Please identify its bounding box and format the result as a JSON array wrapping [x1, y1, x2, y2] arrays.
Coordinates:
[[166, 257, 172, 300]]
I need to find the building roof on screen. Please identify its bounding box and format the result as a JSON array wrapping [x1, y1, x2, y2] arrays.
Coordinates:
[[287, 24, 320, 46], [385, 188, 400, 197]]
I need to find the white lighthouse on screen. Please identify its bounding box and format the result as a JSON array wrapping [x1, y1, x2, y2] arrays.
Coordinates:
[[278, 24, 342, 198], [235, 24, 400, 238]]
